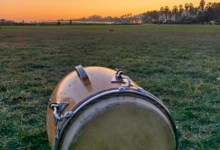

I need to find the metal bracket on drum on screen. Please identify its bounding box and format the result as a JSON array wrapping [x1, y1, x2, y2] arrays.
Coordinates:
[[75, 65, 91, 85], [111, 69, 148, 93], [49, 102, 73, 121], [111, 69, 132, 90], [111, 69, 126, 83]]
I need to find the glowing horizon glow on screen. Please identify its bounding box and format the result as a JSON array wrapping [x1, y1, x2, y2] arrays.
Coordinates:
[[1, 0, 219, 21]]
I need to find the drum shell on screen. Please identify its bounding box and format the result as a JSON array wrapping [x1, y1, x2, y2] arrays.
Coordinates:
[[47, 66, 178, 149], [47, 67, 138, 146]]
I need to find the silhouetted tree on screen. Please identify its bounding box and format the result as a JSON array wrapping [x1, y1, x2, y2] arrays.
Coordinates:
[[149, 11, 159, 22], [160, 7, 164, 14], [179, 4, 184, 13], [172, 6, 178, 21], [69, 19, 72, 25], [185, 3, 189, 11], [142, 12, 150, 23], [205, 2, 214, 21], [189, 3, 196, 19], [211, 2, 220, 22], [200, 0, 205, 11], [164, 6, 170, 20], [189, 3, 194, 11]]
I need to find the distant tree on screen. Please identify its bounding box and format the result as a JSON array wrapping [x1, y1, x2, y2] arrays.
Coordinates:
[[206, 2, 212, 10], [120, 13, 133, 24], [79, 17, 86, 21], [205, 2, 214, 21], [185, 3, 189, 11], [69, 19, 72, 25], [189, 3, 194, 10], [172, 6, 178, 13], [211, 2, 220, 22], [182, 3, 190, 21], [189, 3, 194, 12], [142, 10, 160, 23], [172, 6, 178, 21], [104, 16, 113, 22], [149, 11, 159, 22], [189, 3, 196, 18], [142, 12, 150, 23], [179, 4, 184, 13], [200, 0, 205, 11], [178, 4, 184, 19], [159, 7, 165, 21], [160, 7, 164, 14], [87, 15, 102, 21], [164, 6, 170, 20]]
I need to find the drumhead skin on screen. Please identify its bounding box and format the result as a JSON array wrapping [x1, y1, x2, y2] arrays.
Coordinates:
[[60, 95, 176, 150]]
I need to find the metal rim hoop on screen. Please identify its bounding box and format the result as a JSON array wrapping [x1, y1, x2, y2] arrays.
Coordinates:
[[54, 88, 179, 150]]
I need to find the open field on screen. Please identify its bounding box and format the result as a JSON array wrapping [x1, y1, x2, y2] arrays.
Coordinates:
[[0, 25, 220, 149]]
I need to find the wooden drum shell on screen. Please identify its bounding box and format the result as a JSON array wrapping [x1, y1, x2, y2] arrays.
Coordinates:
[[47, 66, 178, 150]]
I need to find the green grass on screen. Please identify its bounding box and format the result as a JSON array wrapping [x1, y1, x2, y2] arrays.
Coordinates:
[[0, 24, 220, 149]]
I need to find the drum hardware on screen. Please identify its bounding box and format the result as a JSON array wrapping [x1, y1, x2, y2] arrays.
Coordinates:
[[115, 69, 124, 80], [75, 65, 90, 85], [111, 69, 132, 89], [49, 102, 73, 121], [49, 102, 74, 140], [111, 68, 126, 83]]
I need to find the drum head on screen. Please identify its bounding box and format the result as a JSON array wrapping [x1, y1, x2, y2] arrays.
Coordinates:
[[61, 95, 176, 150]]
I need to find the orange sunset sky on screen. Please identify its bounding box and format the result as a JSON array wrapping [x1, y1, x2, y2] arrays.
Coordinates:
[[1, 0, 220, 21]]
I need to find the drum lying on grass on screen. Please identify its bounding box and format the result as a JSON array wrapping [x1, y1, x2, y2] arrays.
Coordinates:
[[47, 65, 178, 150]]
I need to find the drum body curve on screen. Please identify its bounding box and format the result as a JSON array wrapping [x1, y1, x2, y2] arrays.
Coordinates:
[[47, 66, 178, 150]]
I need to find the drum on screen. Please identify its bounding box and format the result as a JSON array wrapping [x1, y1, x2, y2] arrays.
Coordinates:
[[47, 65, 178, 150]]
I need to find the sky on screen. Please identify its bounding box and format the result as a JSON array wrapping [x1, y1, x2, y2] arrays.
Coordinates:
[[1, 0, 219, 21]]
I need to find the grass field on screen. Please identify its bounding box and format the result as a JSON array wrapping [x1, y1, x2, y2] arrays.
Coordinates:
[[0, 24, 220, 149]]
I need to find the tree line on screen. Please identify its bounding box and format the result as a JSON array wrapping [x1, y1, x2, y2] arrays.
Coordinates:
[[142, 0, 220, 24], [1, 0, 220, 25], [78, 0, 220, 24]]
